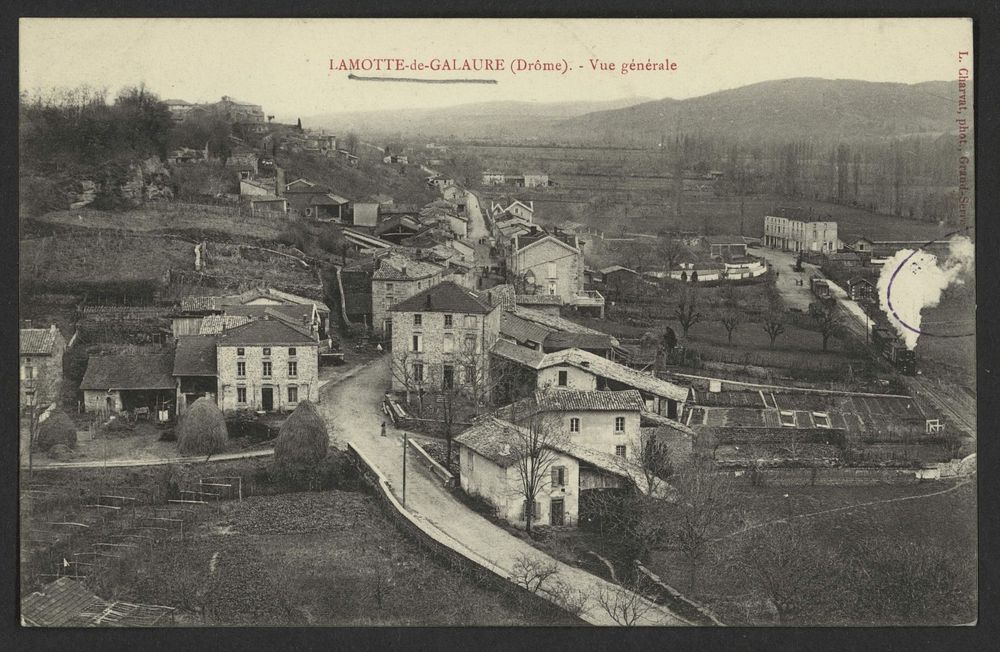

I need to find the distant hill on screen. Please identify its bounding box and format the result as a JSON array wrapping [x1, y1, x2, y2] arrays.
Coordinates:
[[551, 78, 957, 144], [304, 97, 652, 140]]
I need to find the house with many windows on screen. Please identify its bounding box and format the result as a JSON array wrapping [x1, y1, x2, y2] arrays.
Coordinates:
[[20, 324, 67, 412], [371, 252, 446, 338], [388, 281, 502, 394], [216, 315, 319, 412]]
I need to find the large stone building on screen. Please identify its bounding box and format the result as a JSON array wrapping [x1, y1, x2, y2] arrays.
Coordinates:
[[763, 208, 838, 253], [509, 232, 584, 302], [371, 252, 446, 338], [216, 315, 319, 413], [20, 324, 67, 411], [388, 281, 502, 394]]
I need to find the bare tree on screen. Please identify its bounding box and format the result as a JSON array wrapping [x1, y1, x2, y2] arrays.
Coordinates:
[[811, 301, 844, 352], [761, 307, 787, 349], [718, 307, 743, 345], [618, 433, 675, 498], [673, 288, 703, 338], [343, 132, 359, 155], [730, 521, 834, 624], [657, 236, 684, 273], [669, 469, 733, 593], [506, 408, 567, 536], [594, 572, 658, 626], [389, 348, 416, 404], [458, 346, 508, 416], [510, 553, 559, 593]]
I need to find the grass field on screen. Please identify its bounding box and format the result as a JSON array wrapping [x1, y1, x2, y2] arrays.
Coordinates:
[[645, 479, 977, 626], [21, 470, 576, 625], [21, 232, 192, 284]]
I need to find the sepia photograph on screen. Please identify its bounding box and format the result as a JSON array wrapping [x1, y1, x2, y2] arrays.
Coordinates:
[[16, 17, 976, 628]]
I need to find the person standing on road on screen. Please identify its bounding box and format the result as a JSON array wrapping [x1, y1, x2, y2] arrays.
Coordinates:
[[381, 421, 387, 437]]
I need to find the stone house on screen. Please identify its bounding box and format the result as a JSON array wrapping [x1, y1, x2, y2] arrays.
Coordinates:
[[371, 253, 446, 338], [20, 325, 67, 411], [508, 232, 584, 303], [215, 315, 319, 413], [493, 389, 646, 459], [456, 416, 637, 528], [388, 281, 501, 394], [80, 353, 176, 416]]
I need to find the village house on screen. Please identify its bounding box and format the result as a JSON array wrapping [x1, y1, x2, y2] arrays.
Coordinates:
[[80, 352, 176, 417], [847, 277, 877, 303], [455, 416, 638, 528], [375, 213, 425, 244], [351, 201, 380, 228], [389, 281, 502, 393], [173, 335, 219, 409], [491, 199, 535, 224], [509, 231, 583, 301], [20, 324, 67, 411], [494, 389, 646, 458], [762, 208, 838, 253], [371, 252, 447, 338], [171, 287, 330, 340], [216, 315, 319, 413], [283, 178, 350, 221], [162, 99, 194, 122]]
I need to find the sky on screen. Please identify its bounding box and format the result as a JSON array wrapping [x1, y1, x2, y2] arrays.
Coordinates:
[[20, 18, 972, 121]]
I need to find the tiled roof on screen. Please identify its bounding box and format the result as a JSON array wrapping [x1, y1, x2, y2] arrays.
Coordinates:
[[512, 307, 610, 339], [600, 265, 637, 275], [389, 281, 493, 314], [173, 336, 218, 376], [217, 316, 317, 346], [500, 312, 553, 346], [538, 348, 689, 403], [311, 193, 349, 206], [80, 353, 176, 391], [372, 253, 444, 281], [536, 389, 646, 412], [543, 331, 614, 351], [180, 288, 329, 315], [21, 578, 103, 627], [225, 303, 315, 325], [198, 315, 252, 335], [20, 328, 59, 355], [456, 416, 637, 480], [492, 339, 546, 368]]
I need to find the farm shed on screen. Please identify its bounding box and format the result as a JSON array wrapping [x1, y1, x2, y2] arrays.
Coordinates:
[[80, 352, 176, 417]]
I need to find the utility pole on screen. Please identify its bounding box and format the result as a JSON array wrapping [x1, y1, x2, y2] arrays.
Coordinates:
[[402, 432, 408, 506]]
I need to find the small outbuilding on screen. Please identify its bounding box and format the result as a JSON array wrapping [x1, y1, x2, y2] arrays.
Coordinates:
[[80, 352, 176, 417]]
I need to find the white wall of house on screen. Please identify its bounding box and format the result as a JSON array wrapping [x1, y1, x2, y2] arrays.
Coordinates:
[[83, 390, 122, 413], [558, 410, 641, 458], [537, 365, 597, 391], [511, 238, 583, 304], [460, 445, 581, 526], [373, 273, 444, 337]]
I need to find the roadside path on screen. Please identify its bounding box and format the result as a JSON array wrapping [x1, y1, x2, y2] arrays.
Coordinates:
[[317, 355, 690, 626]]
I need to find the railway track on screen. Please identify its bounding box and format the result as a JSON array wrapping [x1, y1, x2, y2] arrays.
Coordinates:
[[904, 376, 977, 439]]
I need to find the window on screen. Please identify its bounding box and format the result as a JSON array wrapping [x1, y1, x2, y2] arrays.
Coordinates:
[[443, 365, 454, 390], [263, 347, 271, 357], [443, 333, 455, 353], [288, 347, 297, 357], [412, 334, 422, 352], [237, 347, 245, 357], [463, 334, 477, 353], [414, 313, 422, 326], [287, 386, 298, 403], [386, 283, 394, 293], [615, 445, 626, 457], [237, 387, 247, 404], [558, 370, 568, 387], [262, 361, 272, 377], [288, 361, 298, 377], [548, 281, 557, 296], [551, 466, 566, 487], [413, 363, 424, 382], [444, 314, 453, 328], [569, 417, 580, 433], [237, 361, 246, 377], [23, 366, 34, 380], [463, 365, 475, 384], [615, 416, 626, 433]]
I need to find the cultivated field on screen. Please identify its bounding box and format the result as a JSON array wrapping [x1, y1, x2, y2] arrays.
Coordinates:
[[20, 233, 192, 285]]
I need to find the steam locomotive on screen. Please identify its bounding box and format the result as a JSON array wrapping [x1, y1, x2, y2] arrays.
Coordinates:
[[870, 326, 917, 375]]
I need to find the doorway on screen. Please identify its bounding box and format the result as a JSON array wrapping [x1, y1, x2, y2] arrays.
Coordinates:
[[550, 498, 565, 526], [261, 387, 274, 411], [442, 365, 454, 390]]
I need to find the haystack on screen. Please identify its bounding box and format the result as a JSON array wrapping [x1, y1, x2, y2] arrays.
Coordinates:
[[35, 409, 77, 452], [273, 401, 329, 479], [177, 397, 228, 456]]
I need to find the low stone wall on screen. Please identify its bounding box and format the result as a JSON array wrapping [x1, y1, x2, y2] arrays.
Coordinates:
[[346, 443, 586, 624], [729, 466, 922, 486]]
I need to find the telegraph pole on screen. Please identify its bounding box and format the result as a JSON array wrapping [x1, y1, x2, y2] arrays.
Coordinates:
[[402, 432, 408, 506]]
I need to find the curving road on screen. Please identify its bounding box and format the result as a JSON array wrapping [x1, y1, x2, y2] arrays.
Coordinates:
[[316, 355, 690, 626]]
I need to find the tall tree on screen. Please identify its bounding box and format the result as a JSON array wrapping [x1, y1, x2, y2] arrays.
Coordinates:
[[673, 288, 703, 338]]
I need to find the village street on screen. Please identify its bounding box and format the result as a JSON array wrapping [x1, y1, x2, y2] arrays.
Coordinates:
[[747, 246, 818, 311], [316, 354, 690, 626]]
